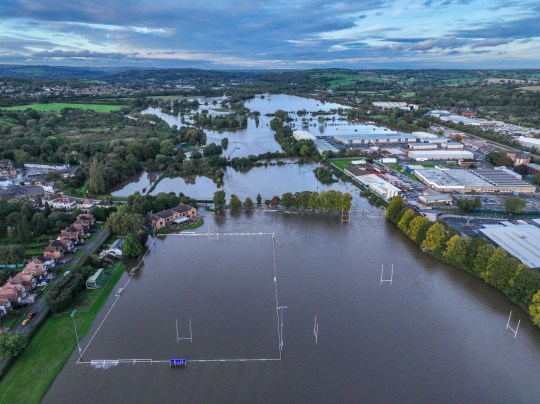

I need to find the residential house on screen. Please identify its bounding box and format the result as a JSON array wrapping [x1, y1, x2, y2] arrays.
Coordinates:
[[9, 273, 36, 291], [0, 298, 12, 315], [148, 204, 198, 229], [50, 196, 77, 211], [23, 256, 54, 278], [43, 245, 65, 260], [460, 109, 476, 118], [506, 152, 531, 166], [78, 199, 95, 210], [61, 225, 84, 242], [0, 284, 27, 305], [77, 213, 95, 227], [51, 238, 75, 253]]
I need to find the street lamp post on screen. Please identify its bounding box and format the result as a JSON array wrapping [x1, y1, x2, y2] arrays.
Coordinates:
[[71, 309, 82, 357]]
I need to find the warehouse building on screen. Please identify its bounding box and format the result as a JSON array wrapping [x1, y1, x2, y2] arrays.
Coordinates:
[[414, 168, 537, 193], [480, 223, 540, 269], [335, 132, 417, 145], [412, 131, 440, 140], [517, 136, 540, 149], [344, 166, 401, 201], [408, 150, 474, 161], [293, 130, 316, 141]]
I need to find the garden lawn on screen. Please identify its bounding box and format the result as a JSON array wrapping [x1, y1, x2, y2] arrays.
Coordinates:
[[0, 263, 126, 404]]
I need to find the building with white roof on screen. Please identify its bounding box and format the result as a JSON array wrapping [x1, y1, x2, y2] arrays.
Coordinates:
[[408, 150, 474, 161], [480, 223, 540, 269], [517, 136, 540, 149], [293, 130, 316, 141]]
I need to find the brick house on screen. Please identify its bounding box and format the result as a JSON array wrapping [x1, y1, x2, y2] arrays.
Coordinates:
[[50, 196, 77, 210], [0, 284, 27, 305], [61, 225, 84, 241], [51, 238, 75, 253], [460, 109, 476, 118], [0, 298, 12, 314], [9, 273, 36, 291], [43, 245, 65, 260], [77, 213, 95, 228], [506, 152, 531, 166], [23, 256, 54, 278], [148, 204, 198, 229]]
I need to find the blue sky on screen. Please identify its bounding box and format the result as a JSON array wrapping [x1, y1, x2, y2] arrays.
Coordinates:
[[0, 0, 539, 69]]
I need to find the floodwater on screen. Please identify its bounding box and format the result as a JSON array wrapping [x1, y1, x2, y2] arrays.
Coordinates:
[[111, 163, 361, 203], [142, 94, 396, 157], [45, 211, 540, 404]]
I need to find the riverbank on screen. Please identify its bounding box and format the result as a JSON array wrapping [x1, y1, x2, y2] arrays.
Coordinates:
[[386, 197, 540, 328], [0, 262, 126, 403]]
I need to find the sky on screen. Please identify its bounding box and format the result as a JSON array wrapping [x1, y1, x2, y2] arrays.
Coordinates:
[[0, 0, 539, 69]]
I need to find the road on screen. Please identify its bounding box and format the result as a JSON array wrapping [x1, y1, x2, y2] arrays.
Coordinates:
[[8, 227, 110, 336]]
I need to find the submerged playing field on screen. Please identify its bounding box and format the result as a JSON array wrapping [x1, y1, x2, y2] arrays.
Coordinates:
[[81, 233, 280, 362]]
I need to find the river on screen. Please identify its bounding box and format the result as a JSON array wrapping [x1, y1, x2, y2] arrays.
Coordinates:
[[44, 210, 540, 403]]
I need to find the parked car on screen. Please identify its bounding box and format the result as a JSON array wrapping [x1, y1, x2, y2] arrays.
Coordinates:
[[37, 281, 48, 287], [63, 270, 71, 277], [21, 319, 30, 326], [27, 312, 36, 319], [57, 259, 67, 265]]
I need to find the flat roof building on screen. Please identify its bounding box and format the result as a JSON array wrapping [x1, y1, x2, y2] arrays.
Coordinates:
[[517, 136, 540, 149], [480, 223, 540, 268], [335, 133, 417, 145], [408, 150, 474, 161], [414, 168, 536, 193], [293, 130, 316, 141]]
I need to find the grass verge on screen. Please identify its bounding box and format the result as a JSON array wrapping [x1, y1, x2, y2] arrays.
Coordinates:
[[0, 263, 126, 404]]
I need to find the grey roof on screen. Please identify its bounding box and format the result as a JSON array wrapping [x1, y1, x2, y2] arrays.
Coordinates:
[[151, 204, 194, 220]]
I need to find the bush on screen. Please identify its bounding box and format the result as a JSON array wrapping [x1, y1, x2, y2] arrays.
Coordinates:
[[0, 332, 28, 358]]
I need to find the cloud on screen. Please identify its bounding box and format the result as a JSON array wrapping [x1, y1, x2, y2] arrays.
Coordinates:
[[411, 36, 465, 51], [32, 49, 130, 59], [0, 0, 538, 68], [472, 38, 512, 48]]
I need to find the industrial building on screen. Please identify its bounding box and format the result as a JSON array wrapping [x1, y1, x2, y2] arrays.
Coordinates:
[[480, 223, 540, 269], [313, 139, 339, 154], [334, 132, 417, 145], [408, 150, 474, 161], [525, 163, 540, 174], [293, 130, 316, 141], [411, 131, 439, 140], [372, 102, 419, 111], [345, 166, 401, 201], [517, 136, 540, 149], [414, 168, 537, 193]]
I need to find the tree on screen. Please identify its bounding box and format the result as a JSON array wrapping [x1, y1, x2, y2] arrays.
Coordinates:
[[107, 211, 144, 235], [407, 216, 432, 244], [504, 196, 526, 214], [88, 157, 107, 194], [256, 194, 262, 205], [397, 209, 416, 232], [230, 195, 242, 210], [221, 137, 229, 150], [529, 290, 540, 328], [281, 192, 294, 208], [386, 196, 408, 224], [514, 164, 529, 175], [443, 235, 467, 267], [533, 172, 540, 186], [506, 265, 540, 308], [0, 333, 28, 358], [213, 190, 226, 209], [0, 245, 25, 264], [422, 222, 446, 252], [122, 233, 144, 259], [473, 244, 495, 276], [456, 197, 481, 212], [243, 197, 254, 209]]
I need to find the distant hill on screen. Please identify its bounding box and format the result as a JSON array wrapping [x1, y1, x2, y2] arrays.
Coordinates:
[[0, 64, 131, 79]]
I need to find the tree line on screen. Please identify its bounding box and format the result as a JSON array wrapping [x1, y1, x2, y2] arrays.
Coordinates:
[[386, 196, 540, 328]]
